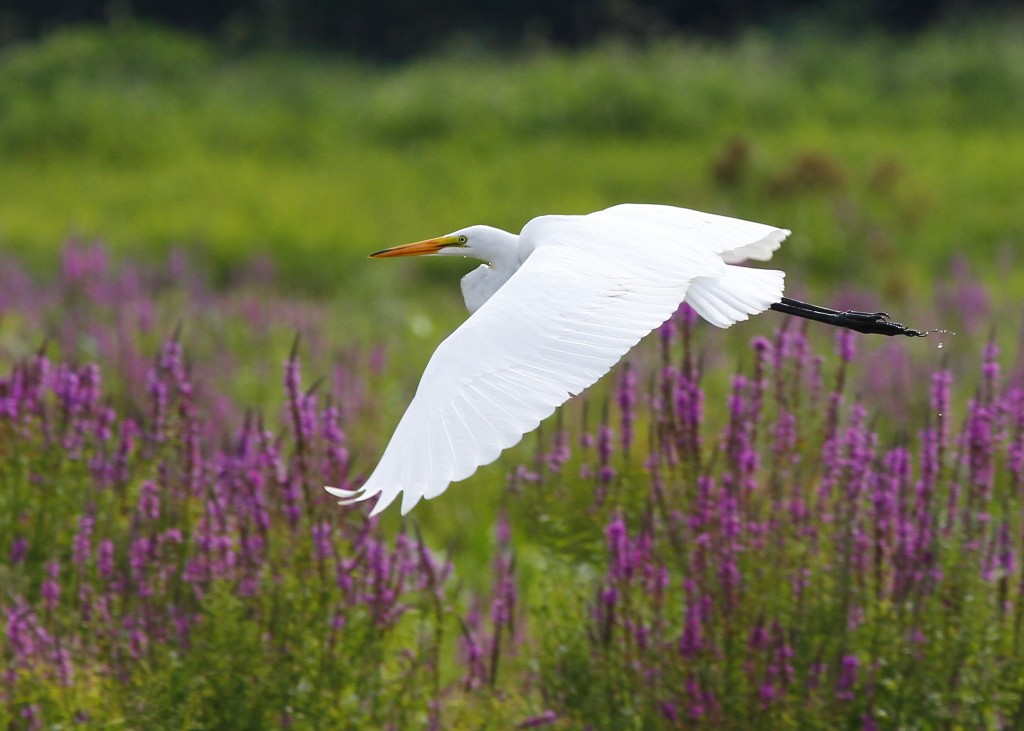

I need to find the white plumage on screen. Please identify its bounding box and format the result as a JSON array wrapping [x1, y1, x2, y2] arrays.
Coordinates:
[[326, 204, 789, 515]]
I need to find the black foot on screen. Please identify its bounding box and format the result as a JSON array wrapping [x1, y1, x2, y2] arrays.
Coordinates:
[[770, 298, 927, 338]]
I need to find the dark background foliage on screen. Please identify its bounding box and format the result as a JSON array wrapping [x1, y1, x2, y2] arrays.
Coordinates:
[[3, 0, 1017, 58]]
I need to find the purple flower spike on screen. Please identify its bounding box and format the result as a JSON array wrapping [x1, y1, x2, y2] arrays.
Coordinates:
[[836, 329, 856, 364], [597, 422, 616, 485], [618, 362, 637, 453], [97, 539, 115, 579], [137, 480, 161, 521], [659, 700, 679, 722], [10, 537, 28, 564], [311, 520, 333, 562], [72, 515, 95, 568], [42, 562, 61, 612], [836, 654, 859, 701]]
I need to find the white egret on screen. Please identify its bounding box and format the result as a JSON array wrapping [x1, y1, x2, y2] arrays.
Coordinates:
[[326, 204, 923, 515]]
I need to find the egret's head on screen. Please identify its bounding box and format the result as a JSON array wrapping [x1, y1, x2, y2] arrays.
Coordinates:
[[370, 227, 474, 259], [370, 225, 514, 261]]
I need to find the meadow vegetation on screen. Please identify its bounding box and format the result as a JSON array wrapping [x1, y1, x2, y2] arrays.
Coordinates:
[[0, 20, 1022, 298], [1, 238, 1022, 729], [1, 19, 1023, 729]]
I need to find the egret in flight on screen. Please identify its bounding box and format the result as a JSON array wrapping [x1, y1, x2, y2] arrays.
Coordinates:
[[326, 204, 923, 515]]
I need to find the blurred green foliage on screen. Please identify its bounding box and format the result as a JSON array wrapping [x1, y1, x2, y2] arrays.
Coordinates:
[[0, 20, 1022, 303]]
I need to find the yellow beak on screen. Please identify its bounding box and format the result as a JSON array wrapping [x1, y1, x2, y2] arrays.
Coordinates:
[[370, 235, 461, 258]]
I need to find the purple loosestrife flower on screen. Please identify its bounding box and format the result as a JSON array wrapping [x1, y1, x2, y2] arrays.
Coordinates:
[[544, 427, 571, 473], [618, 362, 637, 453], [594, 585, 617, 645], [836, 654, 859, 701], [79, 363, 101, 409], [56, 365, 87, 456], [679, 589, 704, 657], [109, 417, 138, 487], [918, 421, 941, 509], [282, 473, 303, 530], [748, 614, 767, 651], [836, 328, 857, 364], [370, 343, 388, 375], [311, 520, 333, 562], [965, 399, 995, 533], [770, 620, 794, 687], [130, 537, 155, 596], [488, 514, 519, 663], [7, 598, 39, 662], [673, 370, 704, 464], [20, 703, 41, 731], [985, 518, 1016, 584], [605, 513, 630, 580], [750, 335, 771, 414], [284, 350, 312, 443], [597, 422, 615, 485], [821, 403, 875, 507], [724, 374, 759, 495], [146, 370, 169, 444], [770, 325, 789, 377], [460, 601, 487, 690], [998, 520, 1016, 578], [182, 406, 203, 497], [873, 450, 901, 588], [137, 480, 161, 521], [97, 539, 115, 580], [685, 675, 716, 720], [659, 701, 679, 722], [53, 645, 74, 686], [1008, 391, 1024, 488], [158, 338, 188, 395], [42, 561, 61, 612], [362, 537, 404, 629], [772, 409, 797, 460], [776, 325, 814, 408], [61, 239, 108, 287], [320, 402, 350, 486], [298, 390, 317, 449], [515, 463, 541, 484], [72, 514, 95, 568], [10, 536, 28, 564], [94, 403, 116, 446], [658, 314, 676, 353]]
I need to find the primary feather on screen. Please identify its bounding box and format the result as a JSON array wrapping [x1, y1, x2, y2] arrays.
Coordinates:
[[327, 204, 789, 514]]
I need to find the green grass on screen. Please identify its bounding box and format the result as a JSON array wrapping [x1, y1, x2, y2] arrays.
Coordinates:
[[1, 21, 1023, 303], [3, 20, 1024, 728]]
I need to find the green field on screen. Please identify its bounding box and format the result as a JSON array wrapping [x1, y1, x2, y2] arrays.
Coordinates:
[[2, 19, 1024, 729], [1, 21, 1022, 302]]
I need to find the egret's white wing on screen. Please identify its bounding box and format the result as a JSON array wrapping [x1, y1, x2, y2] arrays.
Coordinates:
[[589, 204, 788, 263], [330, 211, 786, 515]]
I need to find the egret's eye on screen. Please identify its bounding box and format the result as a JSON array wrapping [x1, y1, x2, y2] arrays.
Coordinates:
[[458, 236, 468, 244]]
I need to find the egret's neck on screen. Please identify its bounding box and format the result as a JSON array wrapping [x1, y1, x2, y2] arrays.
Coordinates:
[[459, 229, 522, 313]]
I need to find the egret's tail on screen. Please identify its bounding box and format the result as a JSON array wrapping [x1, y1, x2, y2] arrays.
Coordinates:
[[685, 265, 785, 329]]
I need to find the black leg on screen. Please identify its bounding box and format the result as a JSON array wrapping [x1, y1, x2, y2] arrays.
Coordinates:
[[769, 297, 927, 337]]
